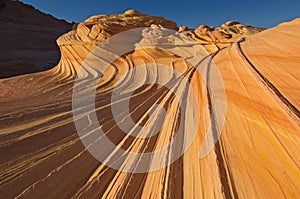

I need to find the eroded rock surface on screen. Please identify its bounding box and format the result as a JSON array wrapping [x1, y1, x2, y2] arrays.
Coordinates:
[[0, 7, 299, 199]]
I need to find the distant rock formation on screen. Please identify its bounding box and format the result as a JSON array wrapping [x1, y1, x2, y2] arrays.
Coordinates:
[[0, 0, 71, 78], [194, 20, 264, 42], [184, 21, 265, 52], [57, 10, 264, 54], [57, 10, 178, 45]]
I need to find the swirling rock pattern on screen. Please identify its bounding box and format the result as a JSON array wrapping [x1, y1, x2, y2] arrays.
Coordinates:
[[57, 10, 178, 46], [189, 21, 265, 53], [0, 9, 299, 199]]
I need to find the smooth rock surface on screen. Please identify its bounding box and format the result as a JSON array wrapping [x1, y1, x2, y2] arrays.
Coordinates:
[[0, 8, 299, 199]]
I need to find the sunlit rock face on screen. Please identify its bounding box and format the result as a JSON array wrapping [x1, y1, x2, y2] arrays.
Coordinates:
[[180, 21, 265, 53], [57, 10, 178, 46], [0, 5, 300, 199]]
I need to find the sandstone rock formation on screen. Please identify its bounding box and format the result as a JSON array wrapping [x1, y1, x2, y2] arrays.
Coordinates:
[[57, 10, 263, 54], [0, 7, 299, 199], [57, 10, 177, 46], [0, 0, 71, 78], [186, 21, 265, 52]]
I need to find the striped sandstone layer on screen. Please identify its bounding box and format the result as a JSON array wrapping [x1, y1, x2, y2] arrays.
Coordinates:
[[0, 9, 299, 199]]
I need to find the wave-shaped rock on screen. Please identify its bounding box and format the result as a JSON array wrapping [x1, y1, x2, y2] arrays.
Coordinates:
[[57, 10, 178, 46], [0, 7, 299, 199]]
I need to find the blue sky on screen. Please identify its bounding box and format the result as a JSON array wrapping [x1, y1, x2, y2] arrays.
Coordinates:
[[21, 0, 300, 28]]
